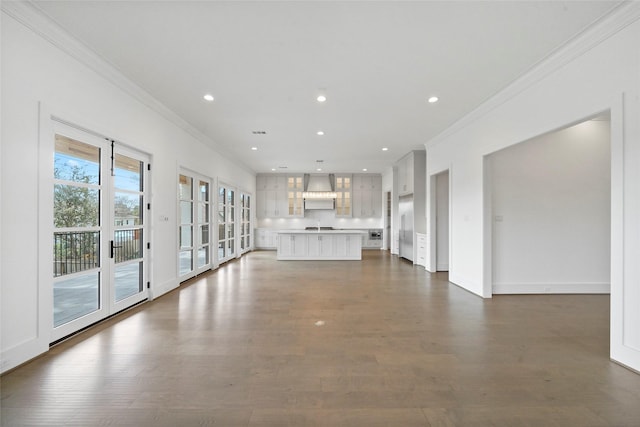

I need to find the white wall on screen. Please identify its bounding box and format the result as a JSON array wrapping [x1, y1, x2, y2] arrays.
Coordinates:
[[425, 4, 640, 371], [490, 119, 610, 294], [1, 8, 255, 372], [488, 121, 611, 294]]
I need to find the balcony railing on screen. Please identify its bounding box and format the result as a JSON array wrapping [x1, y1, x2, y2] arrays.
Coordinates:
[[53, 231, 99, 277]]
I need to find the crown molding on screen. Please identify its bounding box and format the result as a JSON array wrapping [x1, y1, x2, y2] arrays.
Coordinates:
[[425, 1, 640, 150], [1, 0, 256, 176]]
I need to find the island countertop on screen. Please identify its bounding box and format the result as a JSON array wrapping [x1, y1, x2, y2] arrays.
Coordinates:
[[276, 230, 364, 260], [276, 229, 367, 235]]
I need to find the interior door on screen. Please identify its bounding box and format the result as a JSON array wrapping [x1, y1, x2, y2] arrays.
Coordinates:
[[52, 122, 148, 342]]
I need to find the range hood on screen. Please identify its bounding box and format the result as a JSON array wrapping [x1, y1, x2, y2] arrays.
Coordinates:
[[303, 174, 336, 210]]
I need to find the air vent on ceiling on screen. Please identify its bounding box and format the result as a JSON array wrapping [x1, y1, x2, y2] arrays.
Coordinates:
[[252, 131, 267, 135]]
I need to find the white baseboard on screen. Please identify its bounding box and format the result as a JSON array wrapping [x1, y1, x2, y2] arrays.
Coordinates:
[[436, 263, 449, 271], [492, 282, 610, 294], [152, 278, 179, 299]]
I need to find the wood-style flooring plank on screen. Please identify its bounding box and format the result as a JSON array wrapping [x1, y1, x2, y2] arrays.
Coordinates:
[[2, 250, 640, 426]]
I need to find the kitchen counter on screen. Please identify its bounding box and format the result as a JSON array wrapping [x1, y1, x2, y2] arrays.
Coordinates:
[[276, 230, 366, 260]]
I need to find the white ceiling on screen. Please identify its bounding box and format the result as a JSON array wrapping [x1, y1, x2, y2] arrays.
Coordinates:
[[32, 1, 619, 174]]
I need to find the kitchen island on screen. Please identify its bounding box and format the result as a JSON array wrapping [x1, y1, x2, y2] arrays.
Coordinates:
[[276, 230, 366, 260]]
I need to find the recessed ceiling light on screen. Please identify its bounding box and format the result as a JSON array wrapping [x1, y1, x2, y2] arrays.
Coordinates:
[[317, 95, 327, 103], [428, 96, 439, 103], [362, 168, 368, 172], [271, 168, 276, 171], [382, 147, 388, 151], [251, 147, 258, 151], [317, 131, 325, 136], [203, 94, 214, 102], [316, 168, 322, 171]]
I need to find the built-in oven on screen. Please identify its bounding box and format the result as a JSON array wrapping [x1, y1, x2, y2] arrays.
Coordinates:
[[369, 229, 382, 240]]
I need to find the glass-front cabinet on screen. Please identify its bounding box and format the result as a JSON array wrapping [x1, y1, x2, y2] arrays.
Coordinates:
[[335, 174, 352, 217], [287, 175, 304, 217]]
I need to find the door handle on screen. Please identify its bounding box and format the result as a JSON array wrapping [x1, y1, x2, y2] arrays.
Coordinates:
[[110, 240, 123, 258]]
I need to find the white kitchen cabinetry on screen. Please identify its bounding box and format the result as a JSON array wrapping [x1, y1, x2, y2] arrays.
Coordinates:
[[255, 228, 279, 249], [416, 233, 427, 267], [334, 174, 352, 217], [397, 152, 416, 196], [257, 174, 303, 218], [308, 234, 334, 257], [277, 230, 364, 260], [334, 234, 360, 258], [286, 174, 304, 217], [278, 233, 308, 258], [353, 174, 382, 218]]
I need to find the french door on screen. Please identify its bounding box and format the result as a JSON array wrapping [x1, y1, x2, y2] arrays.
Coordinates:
[[240, 193, 252, 254], [218, 184, 236, 264], [178, 171, 212, 280], [52, 122, 149, 341]]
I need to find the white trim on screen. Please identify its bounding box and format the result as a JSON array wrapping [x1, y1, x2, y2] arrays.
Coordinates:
[[1, 0, 255, 176], [426, 1, 640, 150], [493, 282, 610, 295]]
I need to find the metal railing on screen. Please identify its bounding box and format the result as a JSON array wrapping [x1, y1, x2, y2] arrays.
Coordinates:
[[53, 231, 99, 277]]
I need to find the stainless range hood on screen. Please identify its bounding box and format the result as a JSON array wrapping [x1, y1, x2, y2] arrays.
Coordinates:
[[303, 174, 336, 210]]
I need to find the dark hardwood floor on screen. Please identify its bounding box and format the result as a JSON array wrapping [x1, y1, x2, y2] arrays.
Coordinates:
[[2, 250, 639, 426]]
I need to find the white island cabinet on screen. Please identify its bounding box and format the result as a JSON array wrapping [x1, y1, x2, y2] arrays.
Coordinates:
[[277, 230, 365, 260]]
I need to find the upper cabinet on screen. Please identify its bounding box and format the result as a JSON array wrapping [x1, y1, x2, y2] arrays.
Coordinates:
[[256, 174, 286, 218], [352, 174, 382, 218], [286, 174, 304, 217], [334, 174, 352, 217], [397, 151, 425, 197]]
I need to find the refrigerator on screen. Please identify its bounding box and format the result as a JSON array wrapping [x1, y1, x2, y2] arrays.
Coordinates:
[[399, 195, 414, 261]]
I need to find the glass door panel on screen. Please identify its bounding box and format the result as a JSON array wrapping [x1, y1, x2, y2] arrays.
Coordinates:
[[112, 151, 147, 310], [51, 125, 149, 341], [53, 135, 103, 329]]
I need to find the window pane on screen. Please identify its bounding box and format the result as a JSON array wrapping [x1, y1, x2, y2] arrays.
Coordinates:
[[114, 192, 142, 226], [114, 154, 142, 191], [218, 224, 225, 242], [219, 187, 225, 201], [180, 226, 192, 248], [228, 190, 234, 204], [197, 247, 209, 268], [114, 229, 142, 263], [53, 231, 99, 277], [200, 224, 209, 245], [218, 241, 225, 260], [180, 201, 193, 224], [54, 135, 100, 184], [115, 262, 142, 302], [179, 175, 192, 200], [179, 250, 193, 276], [54, 185, 99, 228], [53, 272, 99, 328], [199, 202, 209, 223], [199, 181, 209, 202]]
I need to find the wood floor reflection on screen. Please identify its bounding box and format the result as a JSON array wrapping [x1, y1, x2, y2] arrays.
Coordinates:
[[2, 250, 640, 426]]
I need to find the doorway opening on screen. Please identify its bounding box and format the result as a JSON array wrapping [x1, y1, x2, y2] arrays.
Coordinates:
[[487, 113, 611, 295]]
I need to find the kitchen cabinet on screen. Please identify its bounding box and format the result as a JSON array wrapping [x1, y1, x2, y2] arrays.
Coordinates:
[[286, 175, 304, 217], [352, 174, 382, 218], [278, 233, 308, 258], [397, 152, 417, 196], [277, 230, 364, 260], [256, 174, 302, 218], [334, 234, 360, 259], [308, 234, 334, 257], [255, 228, 279, 249], [334, 174, 352, 217]]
